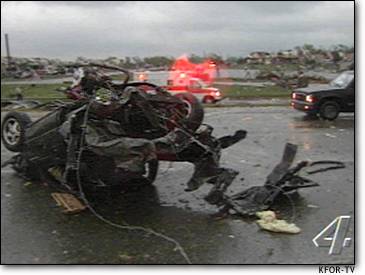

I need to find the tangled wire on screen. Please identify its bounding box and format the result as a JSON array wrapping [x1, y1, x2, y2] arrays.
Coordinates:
[[74, 101, 192, 264]]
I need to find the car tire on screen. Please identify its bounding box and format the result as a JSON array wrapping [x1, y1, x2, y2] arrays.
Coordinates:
[[319, 101, 340, 121], [1, 112, 32, 152], [174, 93, 204, 131]]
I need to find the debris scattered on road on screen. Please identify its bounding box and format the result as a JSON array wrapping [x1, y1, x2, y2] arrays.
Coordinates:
[[325, 133, 337, 138], [213, 143, 345, 217], [24, 181, 32, 187], [255, 210, 301, 234], [307, 204, 319, 208], [51, 192, 86, 214], [0, 63, 349, 264]]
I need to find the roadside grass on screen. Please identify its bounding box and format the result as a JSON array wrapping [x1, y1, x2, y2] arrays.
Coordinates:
[[214, 84, 291, 99], [1, 83, 291, 104], [229, 63, 339, 72], [1, 83, 66, 101], [1, 75, 71, 82]]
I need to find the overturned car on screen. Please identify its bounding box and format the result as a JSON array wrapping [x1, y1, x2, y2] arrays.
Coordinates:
[[1, 64, 345, 216]]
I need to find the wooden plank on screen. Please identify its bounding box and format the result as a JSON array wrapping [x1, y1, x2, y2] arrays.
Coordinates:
[[51, 192, 86, 214]]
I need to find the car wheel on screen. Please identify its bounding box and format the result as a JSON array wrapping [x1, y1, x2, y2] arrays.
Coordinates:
[[1, 112, 32, 152], [319, 101, 340, 121], [174, 93, 204, 131]]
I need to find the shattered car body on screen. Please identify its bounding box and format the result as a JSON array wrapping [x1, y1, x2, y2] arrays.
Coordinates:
[[1, 64, 244, 195], [1, 64, 345, 216]]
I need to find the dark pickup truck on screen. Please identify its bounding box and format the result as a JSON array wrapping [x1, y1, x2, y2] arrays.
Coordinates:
[[291, 70, 354, 120]]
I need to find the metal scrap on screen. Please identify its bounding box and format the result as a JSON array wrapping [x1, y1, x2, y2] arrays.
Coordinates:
[[213, 143, 345, 217]]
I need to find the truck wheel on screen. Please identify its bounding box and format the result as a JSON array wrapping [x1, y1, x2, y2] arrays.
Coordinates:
[[203, 96, 216, 104], [174, 93, 204, 131], [1, 112, 32, 152], [319, 101, 340, 121]]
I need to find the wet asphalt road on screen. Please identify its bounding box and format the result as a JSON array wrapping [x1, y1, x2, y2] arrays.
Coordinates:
[[1, 107, 354, 264]]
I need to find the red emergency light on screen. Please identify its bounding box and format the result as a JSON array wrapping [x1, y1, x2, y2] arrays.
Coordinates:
[[138, 73, 147, 81], [169, 55, 218, 85]]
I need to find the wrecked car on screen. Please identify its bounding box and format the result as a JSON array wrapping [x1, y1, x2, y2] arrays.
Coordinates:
[[1, 64, 345, 216], [1, 64, 243, 192]]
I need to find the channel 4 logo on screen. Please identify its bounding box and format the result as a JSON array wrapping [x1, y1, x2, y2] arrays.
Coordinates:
[[313, 216, 352, 255]]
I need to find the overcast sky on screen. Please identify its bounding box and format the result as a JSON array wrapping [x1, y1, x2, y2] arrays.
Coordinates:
[[1, 1, 354, 60]]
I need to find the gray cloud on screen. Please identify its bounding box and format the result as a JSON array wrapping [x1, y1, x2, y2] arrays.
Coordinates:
[[1, 1, 354, 59]]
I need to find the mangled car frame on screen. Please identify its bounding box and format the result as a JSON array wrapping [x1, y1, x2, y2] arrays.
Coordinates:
[[1, 64, 345, 216]]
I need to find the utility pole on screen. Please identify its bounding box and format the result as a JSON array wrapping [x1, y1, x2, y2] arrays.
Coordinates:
[[5, 33, 12, 67]]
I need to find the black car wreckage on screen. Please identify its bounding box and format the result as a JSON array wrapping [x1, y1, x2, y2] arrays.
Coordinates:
[[2, 64, 345, 217]]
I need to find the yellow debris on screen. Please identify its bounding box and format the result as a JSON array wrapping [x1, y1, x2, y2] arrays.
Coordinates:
[[256, 210, 301, 234]]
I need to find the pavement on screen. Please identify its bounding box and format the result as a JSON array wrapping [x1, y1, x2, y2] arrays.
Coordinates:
[[1, 107, 354, 264], [216, 98, 289, 107]]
